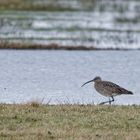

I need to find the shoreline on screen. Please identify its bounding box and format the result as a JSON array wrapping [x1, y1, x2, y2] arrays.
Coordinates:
[[0, 42, 139, 50]]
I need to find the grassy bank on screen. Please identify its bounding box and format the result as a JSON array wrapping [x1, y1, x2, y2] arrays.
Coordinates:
[[0, 0, 79, 11], [0, 42, 96, 50], [0, 42, 134, 50], [0, 104, 140, 140]]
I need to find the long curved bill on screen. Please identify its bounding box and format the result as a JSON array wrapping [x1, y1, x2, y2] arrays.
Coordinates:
[[81, 79, 94, 87]]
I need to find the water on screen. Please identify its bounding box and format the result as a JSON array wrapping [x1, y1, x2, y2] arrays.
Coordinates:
[[0, 0, 140, 49], [0, 50, 139, 105]]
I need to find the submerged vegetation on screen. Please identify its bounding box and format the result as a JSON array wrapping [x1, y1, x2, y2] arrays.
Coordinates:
[[0, 104, 140, 140]]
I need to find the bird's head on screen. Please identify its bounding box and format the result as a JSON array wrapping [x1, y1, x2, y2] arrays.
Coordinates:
[[93, 76, 102, 82], [81, 76, 102, 87]]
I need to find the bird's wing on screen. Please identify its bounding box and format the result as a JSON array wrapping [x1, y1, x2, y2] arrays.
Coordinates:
[[101, 81, 126, 94]]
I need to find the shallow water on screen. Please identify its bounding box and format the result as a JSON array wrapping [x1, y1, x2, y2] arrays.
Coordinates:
[[0, 50, 139, 105], [0, 0, 140, 49]]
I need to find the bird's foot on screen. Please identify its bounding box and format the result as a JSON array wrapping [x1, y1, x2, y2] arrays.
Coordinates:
[[99, 101, 112, 105], [99, 102, 106, 105]]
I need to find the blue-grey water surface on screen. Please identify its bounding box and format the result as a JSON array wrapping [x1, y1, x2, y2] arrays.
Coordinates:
[[0, 50, 139, 105]]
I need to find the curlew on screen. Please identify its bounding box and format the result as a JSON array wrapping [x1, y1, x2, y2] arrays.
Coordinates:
[[81, 76, 133, 105]]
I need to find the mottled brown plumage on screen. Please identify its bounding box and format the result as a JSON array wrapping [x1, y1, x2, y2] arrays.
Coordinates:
[[81, 76, 133, 104]]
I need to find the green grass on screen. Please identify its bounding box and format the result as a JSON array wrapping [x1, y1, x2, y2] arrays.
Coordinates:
[[0, 104, 140, 140], [0, 0, 79, 11]]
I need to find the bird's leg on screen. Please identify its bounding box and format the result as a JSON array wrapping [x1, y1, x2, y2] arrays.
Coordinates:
[[109, 98, 111, 105], [108, 96, 115, 105], [111, 96, 114, 103], [99, 100, 110, 105], [109, 96, 115, 105], [99, 96, 115, 105]]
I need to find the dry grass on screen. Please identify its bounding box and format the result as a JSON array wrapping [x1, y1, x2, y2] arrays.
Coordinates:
[[0, 41, 131, 50], [0, 104, 140, 140], [0, 41, 97, 50], [23, 99, 44, 108], [26, 101, 41, 108]]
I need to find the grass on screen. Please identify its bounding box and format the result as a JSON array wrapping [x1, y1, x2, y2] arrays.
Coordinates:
[[0, 104, 140, 140], [0, 41, 135, 50], [0, 41, 97, 50], [0, 0, 79, 11]]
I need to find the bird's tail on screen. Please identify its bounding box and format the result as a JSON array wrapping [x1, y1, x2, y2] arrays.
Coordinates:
[[119, 88, 133, 95], [125, 90, 133, 95], [127, 91, 134, 94]]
